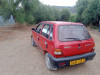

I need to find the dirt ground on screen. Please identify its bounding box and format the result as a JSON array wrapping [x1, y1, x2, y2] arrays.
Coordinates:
[[0, 25, 100, 75]]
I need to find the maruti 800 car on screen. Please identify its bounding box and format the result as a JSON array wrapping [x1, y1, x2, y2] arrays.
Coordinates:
[[31, 21, 96, 70]]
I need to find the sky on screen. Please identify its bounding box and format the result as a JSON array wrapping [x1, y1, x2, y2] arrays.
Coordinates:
[[39, 0, 78, 6]]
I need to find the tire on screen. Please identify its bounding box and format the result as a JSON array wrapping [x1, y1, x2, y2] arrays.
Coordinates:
[[31, 36, 37, 47], [45, 53, 57, 70]]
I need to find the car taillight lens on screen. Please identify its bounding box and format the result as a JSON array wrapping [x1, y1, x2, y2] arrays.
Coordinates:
[[54, 49, 62, 55]]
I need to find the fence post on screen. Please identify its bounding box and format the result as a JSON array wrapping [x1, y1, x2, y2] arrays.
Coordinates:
[[99, 21, 100, 32]]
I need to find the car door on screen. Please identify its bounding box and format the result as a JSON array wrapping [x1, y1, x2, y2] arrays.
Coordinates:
[[39, 24, 54, 55], [33, 23, 44, 45]]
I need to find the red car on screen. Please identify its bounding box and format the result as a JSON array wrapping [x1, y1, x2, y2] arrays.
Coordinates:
[[31, 21, 96, 70]]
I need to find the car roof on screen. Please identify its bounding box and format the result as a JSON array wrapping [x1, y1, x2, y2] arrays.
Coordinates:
[[41, 21, 83, 26]]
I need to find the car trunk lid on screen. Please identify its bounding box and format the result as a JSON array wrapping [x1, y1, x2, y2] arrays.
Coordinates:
[[58, 40, 93, 57]]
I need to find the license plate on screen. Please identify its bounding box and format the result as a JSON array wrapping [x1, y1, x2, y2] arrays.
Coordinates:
[[70, 58, 85, 66]]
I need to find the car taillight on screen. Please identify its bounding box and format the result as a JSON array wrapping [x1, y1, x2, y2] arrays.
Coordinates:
[[54, 49, 62, 55]]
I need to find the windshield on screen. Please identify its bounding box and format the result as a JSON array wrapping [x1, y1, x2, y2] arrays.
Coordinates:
[[58, 25, 91, 42]]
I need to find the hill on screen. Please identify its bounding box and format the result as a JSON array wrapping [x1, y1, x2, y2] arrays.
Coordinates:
[[52, 6, 76, 14]]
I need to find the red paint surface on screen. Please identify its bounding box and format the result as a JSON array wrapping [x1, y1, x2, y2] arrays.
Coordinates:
[[32, 21, 95, 58]]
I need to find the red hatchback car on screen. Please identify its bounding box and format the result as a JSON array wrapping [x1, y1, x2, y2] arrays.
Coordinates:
[[31, 21, 96, 70]]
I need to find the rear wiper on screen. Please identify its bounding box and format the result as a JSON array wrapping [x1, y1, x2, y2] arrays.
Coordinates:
[[65, 38, 82, 41]]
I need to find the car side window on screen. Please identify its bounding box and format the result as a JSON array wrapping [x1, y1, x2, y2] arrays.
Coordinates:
[[49, 26, 53, 40], [36, 24, 43, 34], [41, 25, 50, 38]]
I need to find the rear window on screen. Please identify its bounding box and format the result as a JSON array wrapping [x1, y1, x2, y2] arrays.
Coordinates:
[[58, 25, 91, 42]]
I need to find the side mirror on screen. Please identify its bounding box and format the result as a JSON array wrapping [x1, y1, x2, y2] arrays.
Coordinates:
[[31, 28, 36, 31]]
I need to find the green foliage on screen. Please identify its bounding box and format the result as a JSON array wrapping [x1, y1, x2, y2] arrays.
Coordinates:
[[53, 8, 61, 21], [70, 14, 76, 22], [0, 0, 39, 24], [91, 25, 99, 29], [35, 5, 56, 23], [14, 9, 25, 24], [76, 0, 88, 22], [76, 0, 100, 26], [61, 9, 71, 21], [0, 0, 71, 25]]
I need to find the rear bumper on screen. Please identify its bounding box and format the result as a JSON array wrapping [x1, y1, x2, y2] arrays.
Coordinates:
[[48, 52, 96, 68]]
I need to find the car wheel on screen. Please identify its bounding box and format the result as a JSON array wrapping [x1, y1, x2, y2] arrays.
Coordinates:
[[45, 53, 57, 70], [31, 36, 37, 47]]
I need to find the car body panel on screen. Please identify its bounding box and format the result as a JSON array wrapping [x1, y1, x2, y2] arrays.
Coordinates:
[[32, 21, 95, 58]]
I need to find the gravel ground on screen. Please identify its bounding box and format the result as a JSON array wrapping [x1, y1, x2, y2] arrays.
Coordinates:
[[0, 26, 100, 75]]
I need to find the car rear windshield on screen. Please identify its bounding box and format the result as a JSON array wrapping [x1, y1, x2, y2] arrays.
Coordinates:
[[58, 25, 91, 42]]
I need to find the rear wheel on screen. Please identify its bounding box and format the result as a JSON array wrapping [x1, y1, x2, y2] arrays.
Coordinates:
[[31, 36, 36, 47], [45, 53, 57, 70]]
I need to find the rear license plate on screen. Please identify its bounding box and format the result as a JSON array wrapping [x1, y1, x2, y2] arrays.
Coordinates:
[[70, 58, 85, 66]]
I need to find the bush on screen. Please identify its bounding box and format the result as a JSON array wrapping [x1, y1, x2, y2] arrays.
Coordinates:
[[91, 25, 99, 29]]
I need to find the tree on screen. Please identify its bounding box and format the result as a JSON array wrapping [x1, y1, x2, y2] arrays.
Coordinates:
[[61, 9, 70, 21], [76, 0, 89, 22], [0, 0, 71, 25], [52, 8, 61, 21], [76, 0, 100, 26], [22, 0, 40, 24], [34, 5, 56, 23], [70, 14, 76, 22], [82, 0, 100, 26], [0, 0, 23, 22], [0, 0, 40, 24]]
